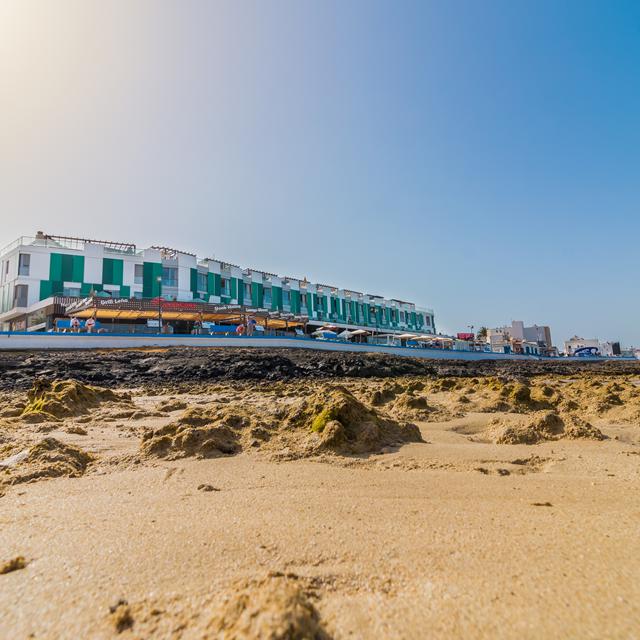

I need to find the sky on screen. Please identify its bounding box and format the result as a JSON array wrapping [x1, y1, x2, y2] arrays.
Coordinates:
[[1, 0, 639, 345]]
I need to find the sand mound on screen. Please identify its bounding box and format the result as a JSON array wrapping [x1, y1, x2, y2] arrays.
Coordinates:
[[390, 392, 433, 420], [143, 387, 423, 460], [562, 415, 606, 440], [2, 437, 93, 485], [288, 386, 422, 455], [484, 411, 605, 445], [155, 398, 188, 413], [492, 411, 564, 444], [20, 379, 128, 423], [369, 381, 402, 406], [209, 573, 327, 640], [430, 378, 460, 392], [140, 406, 249, 459]]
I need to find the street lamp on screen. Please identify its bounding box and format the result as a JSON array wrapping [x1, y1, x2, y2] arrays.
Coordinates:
[[156, 275, 162, 334]]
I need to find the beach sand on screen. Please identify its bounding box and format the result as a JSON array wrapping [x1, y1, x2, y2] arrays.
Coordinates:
[[0, 355, 639, 638]]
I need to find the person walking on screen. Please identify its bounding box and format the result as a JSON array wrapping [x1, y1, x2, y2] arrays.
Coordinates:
[[70, 316, 80, 333]]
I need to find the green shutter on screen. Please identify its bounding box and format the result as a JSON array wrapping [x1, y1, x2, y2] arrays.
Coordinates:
[[102, 259, 113, 285], [143, 262, 162, 298], [102, 258, 123, 286], [120, 285, 130, 298], [73, 256, 84, 282], [190, 268, 198, 294], [272, 286, 282, 311], [50, 253, 63, 281], [39, 280, 53, 300], [290, 290, 300, 313], [235, 278, 243, 304], [251, 282, 263, 308]]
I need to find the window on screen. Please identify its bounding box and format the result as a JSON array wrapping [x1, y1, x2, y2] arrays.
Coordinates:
[[134, 264, 144, 284], [18, 253, 30, 276], [162, 267, 178, 288], [221, 278, 231, 296], [425, 315, 431, 326], [244, 282, 251, 298], [197, 272, 207, 292], [134, 291, 143, 299], [282, 289, 290, 306], [263, 287, 272, 305], [300, 293, 307, 307], [14, 284, 28, 307], [63, 287, 81, 297]]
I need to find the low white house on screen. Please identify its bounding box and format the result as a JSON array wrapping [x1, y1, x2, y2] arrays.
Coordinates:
[[564, 337, 621, 356]]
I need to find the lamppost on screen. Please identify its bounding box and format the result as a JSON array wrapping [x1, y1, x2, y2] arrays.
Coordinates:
[[156, 275, 162, 334]]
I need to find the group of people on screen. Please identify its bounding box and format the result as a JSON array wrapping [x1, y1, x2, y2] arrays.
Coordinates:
[[52, 316, 97, 333], [235, 316, 258, 336]]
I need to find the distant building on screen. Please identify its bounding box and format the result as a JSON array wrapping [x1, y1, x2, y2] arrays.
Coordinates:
[[486, 320, 553, 355], [564, 336, 621, 357]]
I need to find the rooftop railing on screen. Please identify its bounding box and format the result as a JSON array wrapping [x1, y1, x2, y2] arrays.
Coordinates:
[[0, 235, 137, 256]]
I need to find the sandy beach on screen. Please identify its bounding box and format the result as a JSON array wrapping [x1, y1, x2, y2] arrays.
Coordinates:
[[1, 350, 639, 639]]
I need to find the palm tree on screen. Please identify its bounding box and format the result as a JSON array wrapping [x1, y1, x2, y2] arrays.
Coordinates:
[[476, 326, 488, 341]]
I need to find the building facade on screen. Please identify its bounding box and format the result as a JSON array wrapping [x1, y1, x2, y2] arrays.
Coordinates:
[[0, 233, 436, 334], [564, 337, 621, 357], [486, 320, 554, 355]]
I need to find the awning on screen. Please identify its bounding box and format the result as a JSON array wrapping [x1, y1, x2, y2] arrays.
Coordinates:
[[65, 297, 305, 329]]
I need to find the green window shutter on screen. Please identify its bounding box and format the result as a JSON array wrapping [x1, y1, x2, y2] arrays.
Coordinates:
[[120, 285, 130, 298], [251, 282, 263, 308], [49, 253, 63, 281], [272, 286, 282, 310], [290, 290, 300, 313], [190, 268, 198, 294], [102, 259, 113, 285], [80, 283, 92, 296], [143, 262, 162, 298], [113, 259, 123, 286], [215, 274, 222, 297], [72, 256, 84, 282], [103, 258, 123, 286], [235, 278, 243, 304], [39, 280, 53, 300], [62, 254, 73, 281]]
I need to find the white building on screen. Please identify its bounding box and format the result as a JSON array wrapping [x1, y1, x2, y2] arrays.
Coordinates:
[[564, 337, 621, 357], [486, 320, 553, 354], [0, 232, 436, 335]]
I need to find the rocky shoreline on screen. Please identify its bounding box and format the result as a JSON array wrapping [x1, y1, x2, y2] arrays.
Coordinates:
[[0, 347, 639, 391]]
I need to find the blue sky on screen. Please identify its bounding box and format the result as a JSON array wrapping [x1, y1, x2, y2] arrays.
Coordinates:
[[1, 0, 639, 345]]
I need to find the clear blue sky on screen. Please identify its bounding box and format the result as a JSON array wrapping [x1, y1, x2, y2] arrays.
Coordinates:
[[1, 0, 639, 345]]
